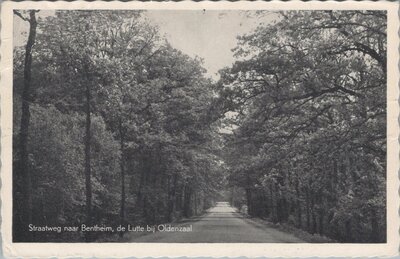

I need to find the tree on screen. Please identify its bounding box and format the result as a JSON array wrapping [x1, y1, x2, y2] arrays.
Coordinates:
[[220, 10, 386, 242], [13, 10, 225, 242], [34, 11, 148, 240], [13, 10, 39, 241], [87, 12, 160, 235]]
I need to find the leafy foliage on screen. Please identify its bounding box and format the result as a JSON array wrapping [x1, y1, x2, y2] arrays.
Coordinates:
[[220, 10, 386, 243], [13, 10, 386, 243], [13, 10, 223, 242]]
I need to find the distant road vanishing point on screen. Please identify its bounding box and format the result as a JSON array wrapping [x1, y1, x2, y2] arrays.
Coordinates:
[[129, 202, 304, 243]]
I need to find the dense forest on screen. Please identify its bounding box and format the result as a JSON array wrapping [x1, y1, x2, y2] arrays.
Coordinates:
[[221, 11, 387, 243], [13, 10, 225, 242], [13, 10, 386, 243]]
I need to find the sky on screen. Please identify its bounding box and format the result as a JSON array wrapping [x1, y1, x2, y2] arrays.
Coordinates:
[[14, 10, 276, 80], [144, 10, 275, 80]]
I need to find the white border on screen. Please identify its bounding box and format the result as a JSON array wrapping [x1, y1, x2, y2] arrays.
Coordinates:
[[1, 1, 399, 258]]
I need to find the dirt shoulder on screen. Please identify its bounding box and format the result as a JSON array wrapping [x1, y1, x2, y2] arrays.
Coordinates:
[[238, 212, 337, 243]]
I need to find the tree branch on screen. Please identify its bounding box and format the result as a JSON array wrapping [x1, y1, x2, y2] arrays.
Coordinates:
[[13, 10, 29, 22]]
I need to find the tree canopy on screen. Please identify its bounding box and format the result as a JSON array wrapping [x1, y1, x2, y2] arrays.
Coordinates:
[[219, 10, 386, 243], [13, 10, 224, 242], [13, 10, 386, 243]]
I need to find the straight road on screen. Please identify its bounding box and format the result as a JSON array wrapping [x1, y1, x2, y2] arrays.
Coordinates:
[[128, 202, 304, 243]]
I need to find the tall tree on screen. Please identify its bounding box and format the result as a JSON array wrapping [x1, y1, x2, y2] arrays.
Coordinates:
[[91, 14, 160, 234], [13, 10, 227, 242], [34, 11, 116, 240], [220, 10, 386, 242], [13, 10, 38, 241]]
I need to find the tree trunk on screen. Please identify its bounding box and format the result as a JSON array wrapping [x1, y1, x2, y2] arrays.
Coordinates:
[[311, 192, 317, 234], [167, 174, 177, 221], [136, 156, 146, 205], [370, 209, 380, 242], [231, 186, 235, 207], [84, 75, 92, 242], [16, 10, 37, 241], [137, 153, 149, 221], [245, 188, 252, 216], [183, 185, 192, 217], [268, 184, 277, 222], [194, 191, 198, 215], [118, 119, 126, 237], [295, 180, 302, 228], [318, 209, 324, 235], [305, 188, 310, 231]]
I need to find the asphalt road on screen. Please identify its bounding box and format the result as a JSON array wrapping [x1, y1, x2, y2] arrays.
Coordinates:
[[129, 202, 304, 243]]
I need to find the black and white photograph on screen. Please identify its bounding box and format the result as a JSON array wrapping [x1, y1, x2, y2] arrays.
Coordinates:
[[1, 0, 399, 257]]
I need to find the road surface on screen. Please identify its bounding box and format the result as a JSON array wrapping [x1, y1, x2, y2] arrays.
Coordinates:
[[128, 202, 304, 242]]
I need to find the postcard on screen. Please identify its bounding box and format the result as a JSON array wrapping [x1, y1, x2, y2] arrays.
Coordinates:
[[1, 1, 399, 257]]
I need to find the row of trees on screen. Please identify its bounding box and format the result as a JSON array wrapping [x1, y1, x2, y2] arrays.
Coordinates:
[[13, 10, 224, 242], [221, 11, 386, 243]]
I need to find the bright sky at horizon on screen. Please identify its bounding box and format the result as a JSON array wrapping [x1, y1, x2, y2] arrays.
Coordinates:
[[144, 10, 275, 80], [14, 10, 276, 80]]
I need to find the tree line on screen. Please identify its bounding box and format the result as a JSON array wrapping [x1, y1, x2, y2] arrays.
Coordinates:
[[13, 10, 224, 242], [220, 11, 386, 243], [13, 9, 387, 243]]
